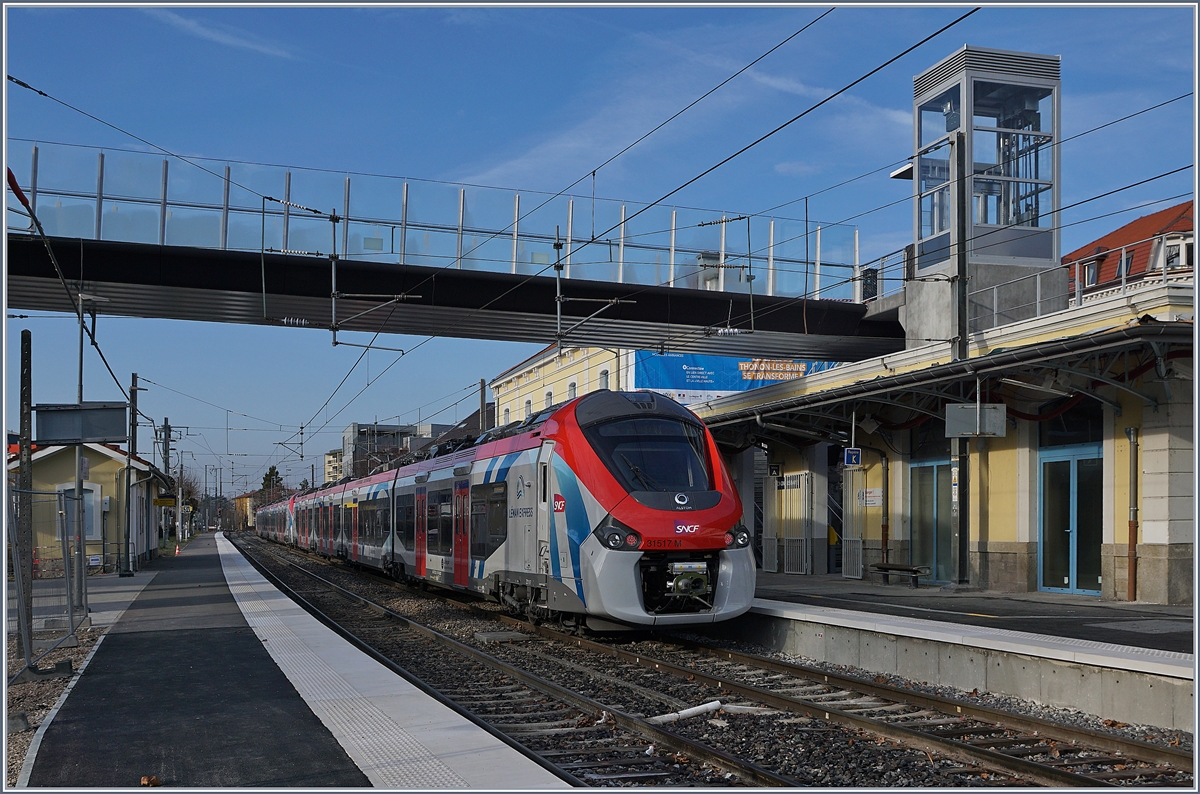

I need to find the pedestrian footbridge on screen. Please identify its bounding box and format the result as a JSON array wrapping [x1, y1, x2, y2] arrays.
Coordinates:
[[6, 140, 905, 359]]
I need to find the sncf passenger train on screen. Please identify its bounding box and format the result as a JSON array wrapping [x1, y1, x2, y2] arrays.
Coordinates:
[[257, 391, 754, 628]]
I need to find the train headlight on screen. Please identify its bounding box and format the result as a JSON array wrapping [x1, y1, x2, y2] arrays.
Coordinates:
[[593, 514, 642, 551]]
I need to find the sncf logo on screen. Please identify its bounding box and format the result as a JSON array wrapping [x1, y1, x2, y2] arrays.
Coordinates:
[[675, 523, 700, 534], [553, 495, 566, 513]]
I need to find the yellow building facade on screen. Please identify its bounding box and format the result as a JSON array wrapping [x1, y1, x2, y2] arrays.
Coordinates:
[[7, 443, 170, 573], [490, 345, 631, 426]]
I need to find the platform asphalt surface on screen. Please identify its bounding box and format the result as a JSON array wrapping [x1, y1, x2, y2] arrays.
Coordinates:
[[755, 573, 1194, 654], [26, 534, 369, 788]]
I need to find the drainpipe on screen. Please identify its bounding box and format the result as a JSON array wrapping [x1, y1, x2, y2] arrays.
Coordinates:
[[1125, 427, 1138, 602]]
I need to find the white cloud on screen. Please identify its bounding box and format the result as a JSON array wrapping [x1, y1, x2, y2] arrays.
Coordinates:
[[775, 160, 821, 177], [143, 9, 293, 59]]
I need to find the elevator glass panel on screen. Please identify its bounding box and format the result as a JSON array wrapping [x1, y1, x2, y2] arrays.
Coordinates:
[[935, 465, 953, 582], [911, 467, 934, 571]]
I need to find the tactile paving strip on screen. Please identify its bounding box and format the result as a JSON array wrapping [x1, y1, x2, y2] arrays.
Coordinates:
[[217, 539, 468, 789]]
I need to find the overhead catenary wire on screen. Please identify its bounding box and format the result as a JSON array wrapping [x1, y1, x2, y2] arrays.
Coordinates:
[[260, 10, 839, 441], [754, 90, 1193, 219], [237, 8, 984, 479], [285, 8, 981, 438]]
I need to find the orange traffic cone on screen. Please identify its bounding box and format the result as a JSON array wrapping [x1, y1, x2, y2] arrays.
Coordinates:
[[175, 543, 180, 556]]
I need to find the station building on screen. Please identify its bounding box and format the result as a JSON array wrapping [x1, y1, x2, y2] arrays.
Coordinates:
[[693, 47, 1193, 606], [6, 443, 172, 572]]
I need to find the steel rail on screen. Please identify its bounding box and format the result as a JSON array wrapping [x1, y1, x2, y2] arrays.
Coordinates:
[[374, 578, 1146, 785], [256, 538, 1187, 786], [527, 630, 1109, 787], [237, 539, 800, 787], [671, 637, 1193, 773], [363, 557, 1190, 776]]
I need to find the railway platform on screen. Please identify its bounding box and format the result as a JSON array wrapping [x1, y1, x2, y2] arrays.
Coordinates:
[[711, 571, 1194, 731], [18, 532, 569, 789]]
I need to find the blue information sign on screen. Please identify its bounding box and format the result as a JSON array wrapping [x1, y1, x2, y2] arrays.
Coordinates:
[[843, 447, 862, 467]]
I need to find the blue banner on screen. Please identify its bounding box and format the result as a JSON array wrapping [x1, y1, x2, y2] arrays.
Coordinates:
[[633, 351, 835, 405]]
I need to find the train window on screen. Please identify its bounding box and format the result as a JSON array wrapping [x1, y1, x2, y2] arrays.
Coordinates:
[[470, 483, 508, 559], [470, 497, 488, 558], [428, 489, 452, 555], [396, 493, 415, 550], [439, 498, 454, 555], [584, 417, 711, 492], [371, 501, 381, 540]]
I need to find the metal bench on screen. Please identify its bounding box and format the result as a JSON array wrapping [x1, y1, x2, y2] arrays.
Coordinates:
[[869, 563, 932, 588]]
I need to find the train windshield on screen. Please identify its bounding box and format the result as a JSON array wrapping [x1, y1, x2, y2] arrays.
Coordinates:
[[584, 417, 711, 492]]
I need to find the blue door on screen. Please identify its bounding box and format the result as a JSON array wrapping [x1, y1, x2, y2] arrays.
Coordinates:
[[1038, 444, 1103, 594]]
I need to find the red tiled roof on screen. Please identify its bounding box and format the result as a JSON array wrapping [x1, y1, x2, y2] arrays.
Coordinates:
[[1062, 202, 1193, 285]]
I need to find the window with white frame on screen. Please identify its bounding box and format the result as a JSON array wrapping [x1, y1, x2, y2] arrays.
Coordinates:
[[503, 407, 510, 424], [1084, 261, 1098, 286], [1115, 251, 1133, 278], [1165, 243, 1181, 270], [568, 382, 577, 400], [545, 391, 553, 409], [524, 399, 532, 420], [599, 370, 610, 390], [55, 482, 102, 540]]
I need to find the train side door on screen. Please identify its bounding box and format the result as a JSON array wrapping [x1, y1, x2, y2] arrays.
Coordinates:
[[415, 486, 427, 576], [453, 479, 469, 587], [535, 442, 555, 577], [350, 498, 357, 566]]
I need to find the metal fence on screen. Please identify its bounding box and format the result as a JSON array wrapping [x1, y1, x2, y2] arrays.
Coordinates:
[[6, 139, 864, 301], [968, 231, 1194, 333], [7, 489, 82, 682]]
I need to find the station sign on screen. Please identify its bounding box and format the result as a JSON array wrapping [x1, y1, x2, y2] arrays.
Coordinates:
[[843, 447, 862, 467], [34, 402, 128, 445], [945, 403, 1007, 438]]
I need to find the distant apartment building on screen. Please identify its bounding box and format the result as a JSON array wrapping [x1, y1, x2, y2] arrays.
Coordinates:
[[323, 448, 343, 484], [341, 422, 453, 478]]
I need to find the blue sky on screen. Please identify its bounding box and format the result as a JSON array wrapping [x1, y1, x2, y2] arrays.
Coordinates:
[[4, 5, 1195, 494]]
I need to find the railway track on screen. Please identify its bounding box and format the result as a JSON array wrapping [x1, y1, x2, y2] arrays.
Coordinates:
[[234, 536, 796, 787], [236, 535, 1193, 787]]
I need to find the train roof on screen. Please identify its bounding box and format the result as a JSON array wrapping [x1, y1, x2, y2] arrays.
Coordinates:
[[257, 390, 700, 512]]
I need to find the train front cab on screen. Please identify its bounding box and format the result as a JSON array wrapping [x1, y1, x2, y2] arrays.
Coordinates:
[[546, 391, 757, 627]]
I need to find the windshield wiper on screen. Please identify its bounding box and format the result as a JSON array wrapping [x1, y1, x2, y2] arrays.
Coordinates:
[[618, 453, 660, 491]]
